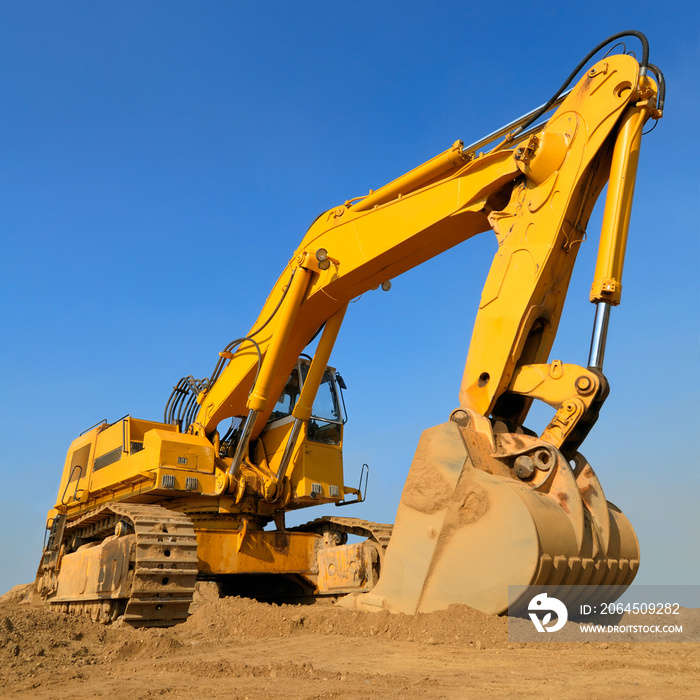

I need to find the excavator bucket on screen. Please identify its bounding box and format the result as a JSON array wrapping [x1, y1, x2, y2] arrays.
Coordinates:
[[343, 412, 638, 615]]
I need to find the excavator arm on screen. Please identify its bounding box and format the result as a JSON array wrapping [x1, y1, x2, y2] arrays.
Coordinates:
[[189, 52, 656, 467], [173, 46, 661, 617]]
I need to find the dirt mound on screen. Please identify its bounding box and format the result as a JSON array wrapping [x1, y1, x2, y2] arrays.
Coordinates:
[[182, 592, 507, 648], [0, 582, 506, 684], [0, 583, 33, 606], [2, 582, 698, 699]]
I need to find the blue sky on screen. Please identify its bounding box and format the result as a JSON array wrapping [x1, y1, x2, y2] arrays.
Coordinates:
[[1, 2, 697, 594]]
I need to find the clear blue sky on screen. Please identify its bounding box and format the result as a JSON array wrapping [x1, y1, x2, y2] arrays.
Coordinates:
[[1, 1, 697, 594]]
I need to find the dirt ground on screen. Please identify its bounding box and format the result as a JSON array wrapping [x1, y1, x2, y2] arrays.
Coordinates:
[[1, 583, 698, 700]]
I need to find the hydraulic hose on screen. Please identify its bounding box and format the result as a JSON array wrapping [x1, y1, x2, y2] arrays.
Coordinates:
[[510, 31, 651, 142]]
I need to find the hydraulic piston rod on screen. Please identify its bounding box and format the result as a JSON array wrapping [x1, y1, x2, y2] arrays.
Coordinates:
[[228, 408, 258, 477], [587, 302, 611, 371]]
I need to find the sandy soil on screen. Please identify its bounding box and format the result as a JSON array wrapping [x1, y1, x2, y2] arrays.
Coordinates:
[[1, 583, 698, 700]]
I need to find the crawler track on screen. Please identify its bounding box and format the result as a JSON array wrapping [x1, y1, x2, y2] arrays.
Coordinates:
[[292, 516, 393, 554], [45, 504, 198, 627]]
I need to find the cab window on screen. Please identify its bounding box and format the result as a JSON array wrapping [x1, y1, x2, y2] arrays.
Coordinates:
[[269, 368, 301, 422], [268, 360, 343, 446]]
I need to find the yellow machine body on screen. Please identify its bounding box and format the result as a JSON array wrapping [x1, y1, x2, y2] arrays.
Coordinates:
[[35, 45, 662, 626]]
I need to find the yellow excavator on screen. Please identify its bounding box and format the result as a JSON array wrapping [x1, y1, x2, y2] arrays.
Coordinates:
[[34, 32, 664, 626]]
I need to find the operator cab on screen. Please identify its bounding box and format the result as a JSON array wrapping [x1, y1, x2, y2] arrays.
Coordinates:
[[267, 358, 346, 445]]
